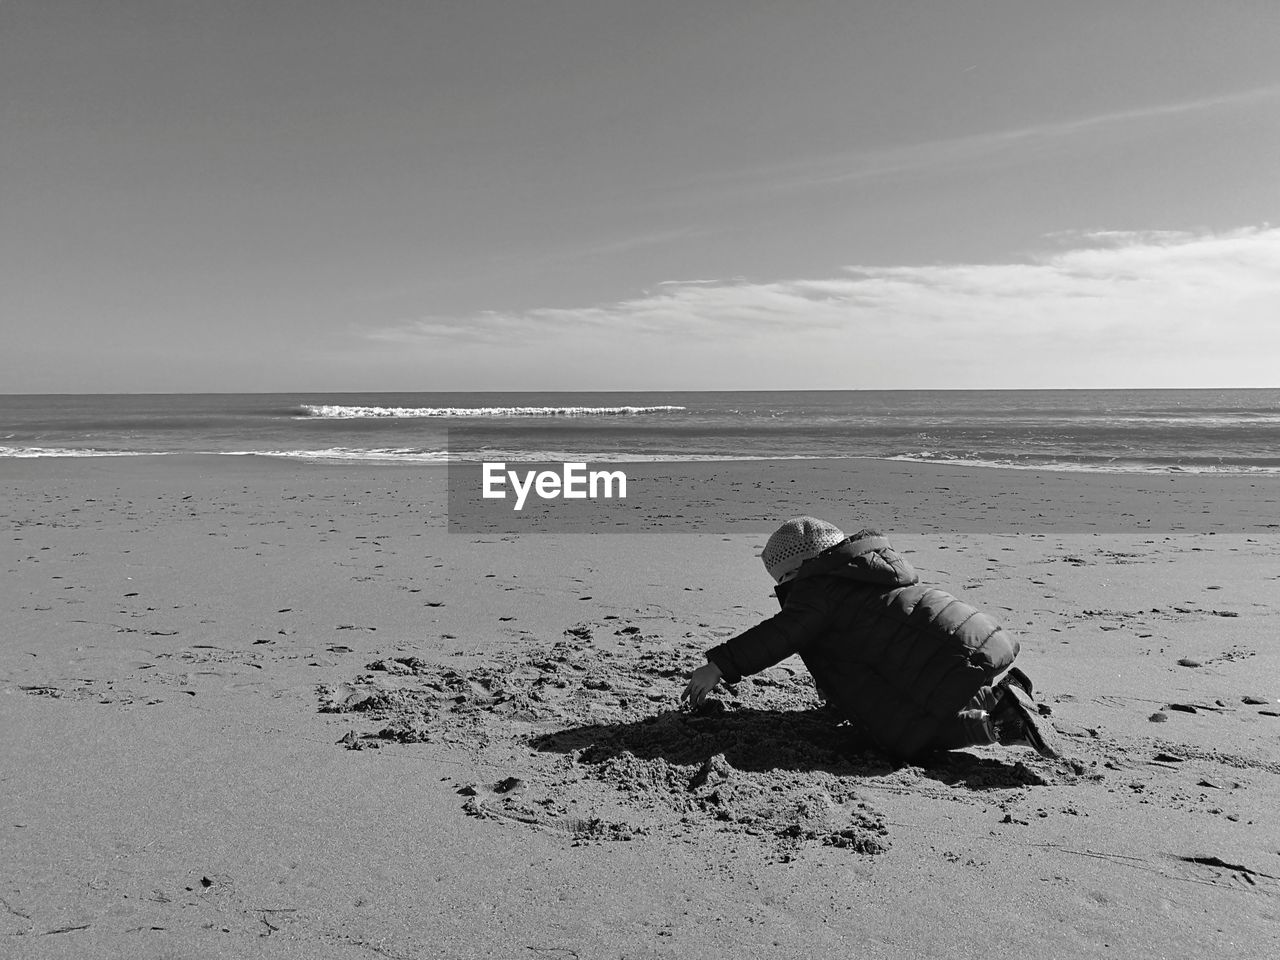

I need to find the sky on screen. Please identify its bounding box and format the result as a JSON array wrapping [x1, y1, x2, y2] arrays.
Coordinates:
[[3, 0, 1279, 393]]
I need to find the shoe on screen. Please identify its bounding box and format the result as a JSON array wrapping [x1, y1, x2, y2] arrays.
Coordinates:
[[997, 666, 1034, 697], [992, 685, 1063, 759]]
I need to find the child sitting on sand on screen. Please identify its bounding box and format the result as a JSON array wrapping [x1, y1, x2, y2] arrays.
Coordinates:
[[681, 517, 1062, 760]]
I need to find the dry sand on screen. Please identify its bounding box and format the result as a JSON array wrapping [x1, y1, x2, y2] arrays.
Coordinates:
[[3, 455, 1279, 959]]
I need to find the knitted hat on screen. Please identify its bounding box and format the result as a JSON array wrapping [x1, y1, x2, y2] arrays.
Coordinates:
[[761, 517, 846, 584]]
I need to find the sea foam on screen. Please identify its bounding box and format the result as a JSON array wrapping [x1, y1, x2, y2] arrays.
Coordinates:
[[0, 446, 143, 458], [295, 404, 686, 419]]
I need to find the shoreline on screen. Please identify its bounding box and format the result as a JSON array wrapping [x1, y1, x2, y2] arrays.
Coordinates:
[[7, 452, 1280, 530], [8, 447, 1280, 475]]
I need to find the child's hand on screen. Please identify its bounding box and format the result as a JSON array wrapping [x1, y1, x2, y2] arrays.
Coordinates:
[[681, 662, 723, 709]]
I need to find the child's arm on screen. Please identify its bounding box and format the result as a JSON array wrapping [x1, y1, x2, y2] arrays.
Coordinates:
[[704, 585, 831, 684], [680, 661, 723, 708]]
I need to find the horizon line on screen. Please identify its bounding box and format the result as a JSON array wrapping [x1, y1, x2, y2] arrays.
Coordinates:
[[3, 385, 1278, 398]]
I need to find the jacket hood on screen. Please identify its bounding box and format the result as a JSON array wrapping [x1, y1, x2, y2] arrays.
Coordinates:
[[775, 530, 918, 602]]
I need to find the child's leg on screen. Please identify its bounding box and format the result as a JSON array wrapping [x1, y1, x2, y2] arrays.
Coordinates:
[[924, 684, 1007, 750], [968, 684, 1001, 714], [929, 681, 1063, 757], [928, 705, 997, 750]]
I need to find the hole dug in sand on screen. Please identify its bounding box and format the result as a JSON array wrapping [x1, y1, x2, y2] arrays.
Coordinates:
[[318, 623, 1060, 859]]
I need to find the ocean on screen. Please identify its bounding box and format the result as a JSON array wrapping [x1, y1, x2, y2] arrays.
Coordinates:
[[2, 389, 1279, 474]]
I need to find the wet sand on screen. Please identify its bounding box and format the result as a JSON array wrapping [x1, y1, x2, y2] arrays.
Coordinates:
[[3, 455, 1279, 958]]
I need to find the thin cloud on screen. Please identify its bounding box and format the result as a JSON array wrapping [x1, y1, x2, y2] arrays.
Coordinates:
[[715, 84, 1280, 194], [378, 226, 1277, 338], [654, 277, 748, 287], [368, 226, 1280, 387]]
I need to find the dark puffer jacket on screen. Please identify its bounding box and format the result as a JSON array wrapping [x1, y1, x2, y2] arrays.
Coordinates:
[[705, 530, 1018, 759]]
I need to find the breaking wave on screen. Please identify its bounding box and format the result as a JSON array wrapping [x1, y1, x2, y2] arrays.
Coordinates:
[[0, 446, 448, 462], [884, 452, 1280, 475], [295, 404, 686, 419], [0, 446, 143, 458]]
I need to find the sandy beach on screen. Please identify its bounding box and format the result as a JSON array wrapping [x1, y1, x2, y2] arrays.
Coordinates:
[[3, 455, 1279, 959]]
